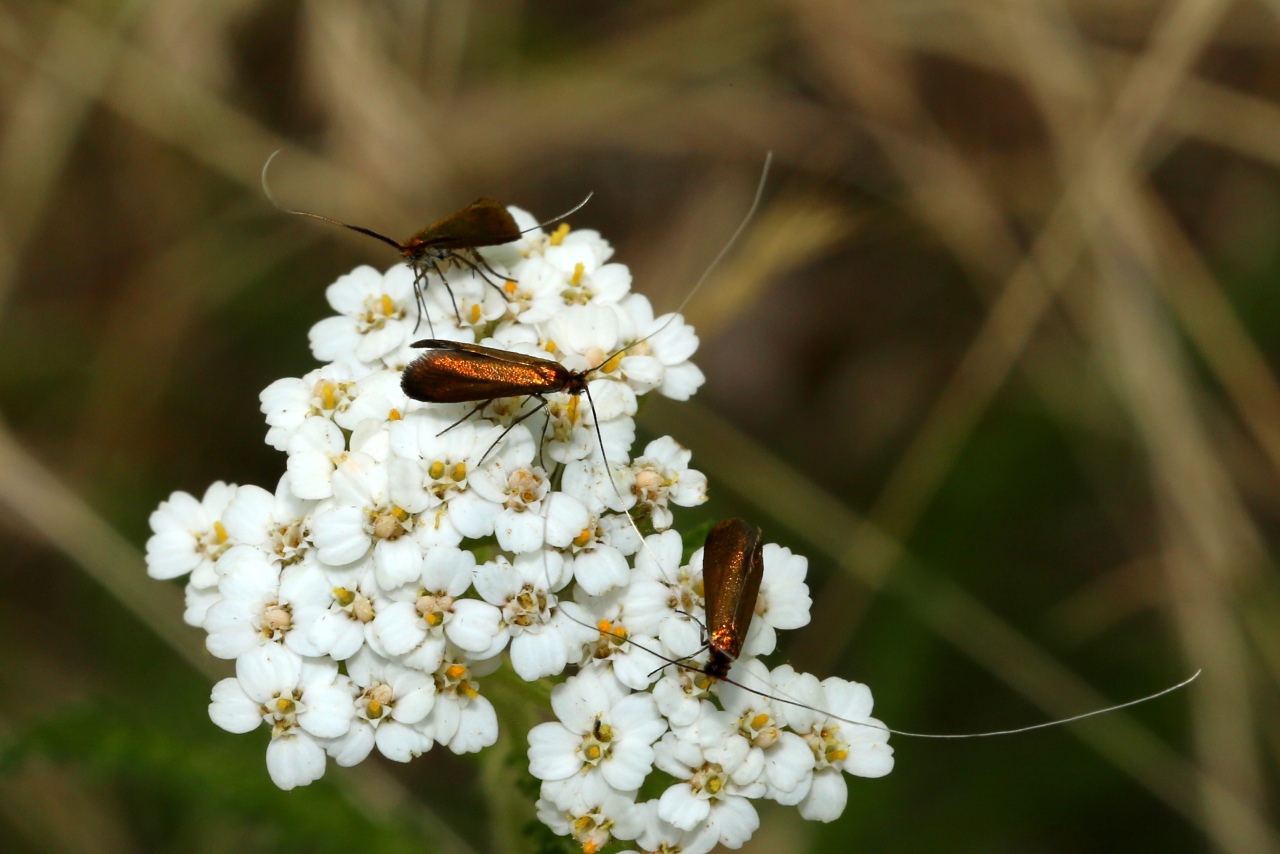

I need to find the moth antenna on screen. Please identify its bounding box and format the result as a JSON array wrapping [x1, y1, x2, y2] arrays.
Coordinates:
[[260, 148, 403, 253], [573, 619, 1201, 743], [589, 151, 773, 374], [586, 155, 775, 600], [521, 192, 595, 237], [877, 670, 1201, 739]]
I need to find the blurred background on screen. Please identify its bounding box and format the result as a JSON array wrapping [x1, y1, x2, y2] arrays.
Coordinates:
[[1, 0, 1278, 852]]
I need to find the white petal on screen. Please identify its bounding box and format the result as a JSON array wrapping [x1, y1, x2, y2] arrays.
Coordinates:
[[311, 506, 370, 566], [495, 508, 544, 553], [447, 697, 498, 754], [541, 493, 589, 549], [208, 678, 262, 733], [510, 630, 567, 681], [657, 783, 709, 831], [235, 643, 301, 702], [265, 733, 327, 791], [372, 601, 428, 656], [299, 684, 355, 739], [326, 720, 376, 767], [706, 795, 759, 847], [374, 720, 432, 762], [571, 547, 629, 597], [390, 675, 436, 724], [797, 768, 848, 822], [373, 536, 423, 589], [602, 739, 654, 791], [446, 599, 504, 652], [527, 722, 583, 781], [286, 453, 336, 500], [448, 490, 501, 539]]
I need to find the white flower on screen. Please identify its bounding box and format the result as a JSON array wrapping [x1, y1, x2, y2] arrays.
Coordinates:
[[540, 380, 637, 467], [652, 664, 716, 729], [612, 437, 707, 530], [770, 666, 894, 823], [535, 791, 643, 852], [740, 543, 812, 657], [491, 255, 564, 324], [203, 547, 331, 659], [528, 669, 667, 810], [309, 454, 421, 587], [455, 426, 588, 553], [470, 551, 595, 680], [259, 359, 370, 451], [615, 294, 705, 400], [624, 530, 706, 659], [653, 712, 765, 847], [387, 410, 496, 514], [372, 546, 503, 670], [625, 799, 720, 854], [541, 236, 630, 308], [309, 265, 416, 363], [284, 417, 347, 500], [423, 266, 507, 336], [293, 565, 385, 660], [426, 646, 501, 754], [576, 587, 669, 691], [145, 482, 237, 587], [184, 579, 222, 628], [714, 659, 816, 805], [207, 643, 354, 790], [325, 648, 435, 765], [221, 476, 315, 567]]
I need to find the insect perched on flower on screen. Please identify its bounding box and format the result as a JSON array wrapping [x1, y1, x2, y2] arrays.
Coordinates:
[[261, 150, 590, 330]]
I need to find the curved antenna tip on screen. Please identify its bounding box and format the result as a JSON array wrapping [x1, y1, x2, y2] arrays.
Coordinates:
[[261, 148, 287, 211]]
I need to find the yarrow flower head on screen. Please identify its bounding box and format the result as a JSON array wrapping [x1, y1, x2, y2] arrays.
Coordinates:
[[144, 202, 892, 850]]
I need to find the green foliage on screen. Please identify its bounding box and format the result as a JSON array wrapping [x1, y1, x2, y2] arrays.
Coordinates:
[[1, 703, 427, 854]]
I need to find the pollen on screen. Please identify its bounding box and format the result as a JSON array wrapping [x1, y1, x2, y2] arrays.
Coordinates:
[[460, 682, 479, 699], [275, 698, 295, 714], [333, 587, 355, 606], [429, 461, 446, 479], [392, 506, 409, 520], [600, 352, 623, 374], [367, 699, 384, 719], [550, 222, 571, 245], [583, 838, 600, 854], [425, 611, 444, 627], [574, 528, 593, 548], [452, 462, 466, 481], [213, 521, 228, 543], [446, 664, 467, 681], [504, 279, 518, 295], [469, 303, 482, 324], [567, 395, 580, 424], [570, 262, 585, 285], [388, 408, 402, 421], [751, 713, 770, 730], [827, 748, 848, 762], [583, 744, 601, 761], [380, 293, 395, 316], [597, 619, 613, 635], [320, 381, 336, 410]]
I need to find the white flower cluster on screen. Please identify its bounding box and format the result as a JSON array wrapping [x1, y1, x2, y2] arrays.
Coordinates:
[[144, 207, 892, 850]]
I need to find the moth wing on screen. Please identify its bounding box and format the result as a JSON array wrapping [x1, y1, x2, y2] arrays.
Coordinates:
[[702, 519, 765, 662], [408, 199, 520, 250]]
